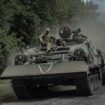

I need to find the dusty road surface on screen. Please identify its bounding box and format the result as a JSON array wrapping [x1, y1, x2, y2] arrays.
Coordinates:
[[0, 80, 105, 105]]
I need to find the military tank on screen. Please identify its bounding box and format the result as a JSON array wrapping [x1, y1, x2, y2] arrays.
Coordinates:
[[0, 27, 104, 100]]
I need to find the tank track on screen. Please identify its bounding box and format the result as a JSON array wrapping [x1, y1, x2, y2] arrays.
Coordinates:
[[12, 79, 51, 100], [76, 74, 102, 96], [12, 79, 34, 100], [12, 74, 102, 99], [23, 79, 38, 98]]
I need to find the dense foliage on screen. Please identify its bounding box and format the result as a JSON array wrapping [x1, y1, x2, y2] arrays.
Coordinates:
[[0, 30, 22, 71], [0, 0, 97, 68]]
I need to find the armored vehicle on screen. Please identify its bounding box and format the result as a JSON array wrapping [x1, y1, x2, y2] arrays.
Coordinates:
[[0, 28, 105, 100]]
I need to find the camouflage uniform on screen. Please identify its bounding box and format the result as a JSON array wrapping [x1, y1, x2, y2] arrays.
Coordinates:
[[39, 28, 54, 52]]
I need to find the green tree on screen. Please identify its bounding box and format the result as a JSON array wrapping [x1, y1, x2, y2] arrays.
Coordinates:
[[0, 0, 96, 45], [0, 29, 22, 72]]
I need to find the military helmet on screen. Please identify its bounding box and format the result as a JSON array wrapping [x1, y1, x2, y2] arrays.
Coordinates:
[[59, 26, 71, 39], [46, 28, 50, 32]]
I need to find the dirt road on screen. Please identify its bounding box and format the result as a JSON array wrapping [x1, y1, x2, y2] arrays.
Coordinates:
[[0, 81, 105, 105]]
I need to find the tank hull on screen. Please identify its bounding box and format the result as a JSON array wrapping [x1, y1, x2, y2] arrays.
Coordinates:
[[0, 61, 89, 80]]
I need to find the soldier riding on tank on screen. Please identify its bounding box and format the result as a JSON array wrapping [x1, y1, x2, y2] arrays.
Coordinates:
[[39, 28, 55, 53], [71, 28, 87, 42]]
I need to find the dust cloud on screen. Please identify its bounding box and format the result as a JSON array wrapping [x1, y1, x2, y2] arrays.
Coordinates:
[[73, 17, 105, 51], [72, 0, 105, 52]]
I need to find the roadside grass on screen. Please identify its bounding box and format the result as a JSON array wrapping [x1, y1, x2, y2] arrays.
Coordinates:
[[0, 80, 11, 84], [0, 80, 16, 103]]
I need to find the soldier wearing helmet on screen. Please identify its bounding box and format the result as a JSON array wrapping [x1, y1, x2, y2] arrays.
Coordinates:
[[39, 28, 55, 53], [59, 25, 71, 39]]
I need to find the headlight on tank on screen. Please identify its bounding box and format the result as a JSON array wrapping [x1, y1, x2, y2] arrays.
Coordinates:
[[15, 54, 28, 65], [19, 56, 22, 59]]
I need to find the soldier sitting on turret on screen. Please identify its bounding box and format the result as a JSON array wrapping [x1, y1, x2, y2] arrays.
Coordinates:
[[72, 28, 81, 38], [71, 28, 87, 43], [39, 28, 55, 53]]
